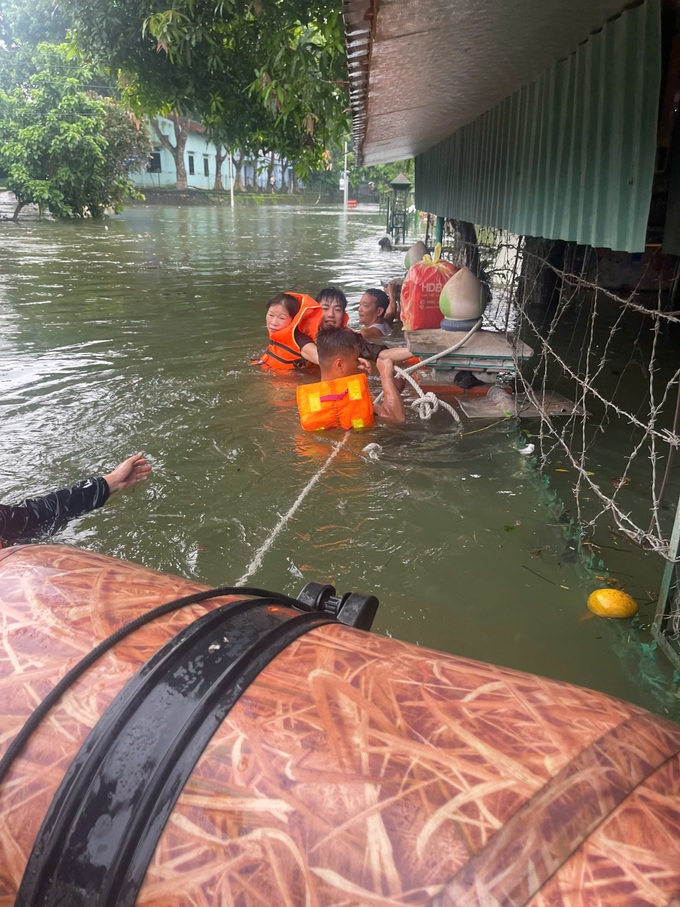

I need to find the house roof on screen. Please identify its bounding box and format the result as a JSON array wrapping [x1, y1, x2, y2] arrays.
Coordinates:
[[344, 0, 636, 165]]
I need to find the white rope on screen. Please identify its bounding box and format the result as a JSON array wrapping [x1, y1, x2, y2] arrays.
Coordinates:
[[237, 432, 350, 584], [399, 317, 484, 376], [372, 317, 483, 419], [395, 367, 462, 425], [239, 318, 485, 581]]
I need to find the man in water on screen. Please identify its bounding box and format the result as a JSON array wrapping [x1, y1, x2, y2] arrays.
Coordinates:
[[316, 287, 413, 368], [297, 328, 405, 430], [0, 452, 152, 546], [358, 288, 392, 340], [316, 287, 348, 330]]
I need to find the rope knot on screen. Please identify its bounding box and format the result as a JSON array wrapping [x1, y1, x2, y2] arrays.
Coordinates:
[[410, 391, 440, 420]]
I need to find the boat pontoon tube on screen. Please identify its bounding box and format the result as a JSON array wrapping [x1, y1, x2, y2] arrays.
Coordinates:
[[1, 545, 679, 906]]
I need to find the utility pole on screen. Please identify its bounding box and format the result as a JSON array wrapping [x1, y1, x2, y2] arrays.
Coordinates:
[[343, 141, 349, 209], [229, 150, 234, 209]]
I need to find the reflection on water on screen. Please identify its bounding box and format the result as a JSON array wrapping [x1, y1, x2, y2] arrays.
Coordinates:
[[0, 205, 677, 719]]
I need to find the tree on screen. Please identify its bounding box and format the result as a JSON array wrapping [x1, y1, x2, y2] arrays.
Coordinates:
[[213, 143, 228, 191], [0, 0, 76, 91], [0, 44, 151, 219], [231, 149, 245, 192], [59, 0, 349, 172], [0, 0, 70, 49], [149, 113, 201, 190]]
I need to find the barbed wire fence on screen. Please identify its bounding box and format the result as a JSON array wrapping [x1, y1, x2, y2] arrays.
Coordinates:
[[434, 219, 680, 662]]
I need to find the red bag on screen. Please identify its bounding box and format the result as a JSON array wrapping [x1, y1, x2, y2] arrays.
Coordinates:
[[400, 244, 458, 330]]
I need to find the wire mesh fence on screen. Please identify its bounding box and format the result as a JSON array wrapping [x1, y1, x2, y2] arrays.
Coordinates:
[[423, 217, 680, 663]]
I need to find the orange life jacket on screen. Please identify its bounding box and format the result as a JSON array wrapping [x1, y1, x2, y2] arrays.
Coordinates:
[[260, 293, 320, 370], [259, 293, 350, 370], [297, 373, 374, 431]]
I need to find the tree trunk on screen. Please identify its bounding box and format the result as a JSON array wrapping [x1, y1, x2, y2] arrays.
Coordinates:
[[289, 166, 298, 193], [12, 200, 27, 221], [448, 220, 481, 276], [280, 158, 288, 193], [214, 144, 227, 191], [150, 114, 190, 189], [172, 116, 189, 189], [519, 236, 566, 310], [267, 152, 275, 193], [232, 152, 244, 191]]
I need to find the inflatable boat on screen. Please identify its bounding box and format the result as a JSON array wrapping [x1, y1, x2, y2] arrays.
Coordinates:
[[1, 544, 679, 906]]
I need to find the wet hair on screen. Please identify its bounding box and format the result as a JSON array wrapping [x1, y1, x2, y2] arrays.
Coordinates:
[[316, 327, 359, 367], [316, 287, 348, 310], [363, 288, 390, 313], [265, 293, 300, 318]]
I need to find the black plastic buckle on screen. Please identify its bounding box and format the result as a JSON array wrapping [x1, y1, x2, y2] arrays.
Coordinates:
[[296, 582, 379, 631]]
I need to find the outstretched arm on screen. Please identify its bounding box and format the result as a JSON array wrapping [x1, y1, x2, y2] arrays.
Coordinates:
[[377, 346, 415, 363], [384, 280, 400, 326], [0, 477, 110, 546], [373, 358, 405, 423], [0, 453, 152, 547], [103, 452, 152, 494]]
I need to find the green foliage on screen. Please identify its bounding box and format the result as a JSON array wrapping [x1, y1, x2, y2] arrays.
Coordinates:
[[304, 166, 340, 195], [0, 0, 70, 47], [304, 145, 415, 196], [0, 44, 151, 218], [351, 158, 415, 192], [58, 0, 349, 171]]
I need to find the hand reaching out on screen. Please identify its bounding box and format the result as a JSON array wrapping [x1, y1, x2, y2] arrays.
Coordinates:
[[104, 453, 152, 495]]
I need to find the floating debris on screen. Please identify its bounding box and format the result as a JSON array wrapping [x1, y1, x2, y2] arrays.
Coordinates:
[[362, 443, 383, 460]]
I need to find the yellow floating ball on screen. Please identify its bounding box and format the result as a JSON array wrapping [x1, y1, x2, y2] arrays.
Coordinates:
[[587, 588, 638, 619]]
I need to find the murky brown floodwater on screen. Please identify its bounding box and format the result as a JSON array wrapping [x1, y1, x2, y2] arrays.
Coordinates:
[[1, 203, 677, 717]]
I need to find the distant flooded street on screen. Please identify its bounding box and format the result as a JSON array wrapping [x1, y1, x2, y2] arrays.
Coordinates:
[[1, 203, 677, 718]]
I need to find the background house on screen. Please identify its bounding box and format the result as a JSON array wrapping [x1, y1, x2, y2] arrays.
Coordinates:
[[131, 116, 294, 191]]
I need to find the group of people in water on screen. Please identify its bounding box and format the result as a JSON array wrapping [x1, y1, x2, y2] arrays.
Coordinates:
[[1, 283, 407, 547], [260, 284, 413, 428]]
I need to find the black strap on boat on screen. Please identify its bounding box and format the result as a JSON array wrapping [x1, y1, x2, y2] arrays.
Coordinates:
[[16, 596, 336, 907], [0, 584, 299, 790]]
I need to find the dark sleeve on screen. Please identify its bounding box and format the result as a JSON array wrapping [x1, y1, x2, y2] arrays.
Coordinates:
[[354, 333, 383, 362], [294, 328, 314, 349], [0, 477, 110, 546]]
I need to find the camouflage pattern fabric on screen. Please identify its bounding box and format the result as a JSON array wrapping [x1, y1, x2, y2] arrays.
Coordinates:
[[0, 477, 109, 546]]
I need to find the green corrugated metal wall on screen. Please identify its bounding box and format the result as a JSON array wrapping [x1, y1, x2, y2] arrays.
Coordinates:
[[415, 0, 661, 253]]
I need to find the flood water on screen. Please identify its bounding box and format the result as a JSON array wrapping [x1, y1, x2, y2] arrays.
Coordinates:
[[1, 203, 677, 718]]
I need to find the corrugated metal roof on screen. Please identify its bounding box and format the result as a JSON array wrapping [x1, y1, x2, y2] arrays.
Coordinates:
[[415, 0, 661, 252], [344, 0, 638, 166]]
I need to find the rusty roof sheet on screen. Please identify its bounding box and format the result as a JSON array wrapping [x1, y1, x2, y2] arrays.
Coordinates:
[[345, 0, 637, 164]]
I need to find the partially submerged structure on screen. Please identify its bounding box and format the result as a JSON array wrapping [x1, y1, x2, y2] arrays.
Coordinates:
[[346, 0, 666, 254], [343, 0, 680, 666]]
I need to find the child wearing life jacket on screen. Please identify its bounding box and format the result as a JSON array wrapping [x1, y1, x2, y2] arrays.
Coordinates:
[[297, 328, 405, 431]]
